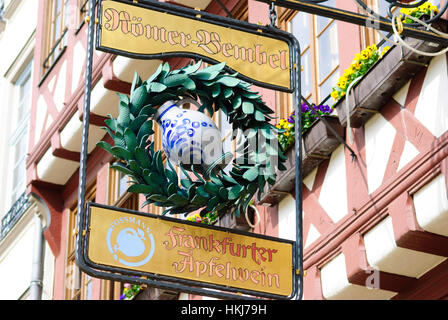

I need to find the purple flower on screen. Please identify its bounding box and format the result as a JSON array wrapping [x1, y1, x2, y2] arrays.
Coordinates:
[[287, 116, 294, 123], [319, 105, 331, 113], [300, 103, 309, 113], [120, 294, 126, 300]]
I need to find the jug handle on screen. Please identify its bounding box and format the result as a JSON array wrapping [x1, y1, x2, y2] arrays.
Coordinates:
[[176, 98, 203, 110]]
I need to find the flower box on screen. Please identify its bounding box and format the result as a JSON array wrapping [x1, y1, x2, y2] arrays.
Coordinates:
[[334, 19, 448, 128], [303, 115, 344, 157], [257, 116, 344, 205]]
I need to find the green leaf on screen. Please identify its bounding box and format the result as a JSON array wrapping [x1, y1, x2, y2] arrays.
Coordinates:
[[182, 60, 203, 74], [137, 121, 154, 145], [183, 78, 196, 90], [127, 184, 155, 194], [104, 118, 117, 132], [148, 82, 167, 93], [193, 71, 220, 81], [150, 92, 180, 106], [117, 101, 131, 126], [131, 72, 142, 95], [242, 101, 254, 114], [167, 194, 189, 206], [221, 174, 238, 185], [117, 92, 130, 105], [154, 150, 164, 174], [219, 187, 229, 199], [191, 194, 207, 206], [130, 86, 148, 111], [197, 185, 209, 198], [211, 83, 221, 98], [243, 167, 259, 182], [138, 105, 157, 117], [163, 74, 188, 87], [165, 164, 178, 185], [202, 62, 226, 74], [204, 182, 219, 195], [167, 183, 177, 195], [148, 172, 166, 185], [148, 194, 168, 202], [232, 95, 242, 109], [223, 87, 233, 98], [124, 128, 138, 151], [255, 110, 265, 121], [110, 162, 134, 176], [111, 146, 133, 160], [96, 141, 113, 154], [206, 196, 220, 211], [181, 178, 193, 189], [147, 63, 163, 83], [129, 115, 150, 134], [216, 76, 239, 87], [129, 160, 142, 175], [134, 147, 151, 169], [228, 185, 243, 200]]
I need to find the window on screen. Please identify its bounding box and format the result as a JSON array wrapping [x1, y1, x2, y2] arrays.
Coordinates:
[[291, 0, 339, 105], [42, 0, 70, 74], [10, 60, 32, 206], [65, 185, 95, 300], [277, 1, 340, 118]]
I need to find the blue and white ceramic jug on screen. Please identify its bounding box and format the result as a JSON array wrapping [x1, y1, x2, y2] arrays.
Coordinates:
[[155, 99, 227, 174]]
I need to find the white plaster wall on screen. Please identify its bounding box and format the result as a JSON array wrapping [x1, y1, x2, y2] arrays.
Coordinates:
[[320, 253, 396, 300], [413, 174, 448, 237], [0, 0, 38, 76], [364, 216, 446, 278], [364, 113, 396, 194], [397, 140, 419, 172], [41, 241, 55, 300], [36, 148, 79, 185], [52, 61, 67, 111], [414, 54, 448, 138], [0, 0, 36, 217], [113, 57, 162, 83], [0, 222, 34, 299], [71, 41, 86, 94], [60, 113, 106, 153], [318, 145, 348, 223], [278, 194, 297, 242]]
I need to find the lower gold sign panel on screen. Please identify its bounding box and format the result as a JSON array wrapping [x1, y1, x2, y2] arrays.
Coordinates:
[[87, 205, 294, 297]]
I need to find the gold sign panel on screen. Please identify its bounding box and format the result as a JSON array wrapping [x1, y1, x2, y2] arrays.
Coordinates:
[[99, 0, 292, 90], [87, 205, 294, 297]]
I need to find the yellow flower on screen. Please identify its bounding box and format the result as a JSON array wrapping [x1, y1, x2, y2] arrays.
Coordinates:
[[331, 90, 339, 100], [360, 50, 370, 60], [381, 46, 391, 56], [351, 61, 362, 70], [284, 131, 290, 137], [353, 53, 362, 63]]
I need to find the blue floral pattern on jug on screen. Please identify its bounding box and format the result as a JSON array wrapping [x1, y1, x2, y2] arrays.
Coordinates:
[[155, 100, 223, 169]]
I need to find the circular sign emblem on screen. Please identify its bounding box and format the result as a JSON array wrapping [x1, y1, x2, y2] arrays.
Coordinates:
[[106, 217, 155, 267]]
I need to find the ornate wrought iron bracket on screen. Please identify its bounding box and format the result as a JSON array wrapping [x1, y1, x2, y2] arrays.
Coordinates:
[[259, 0, 448, 45]]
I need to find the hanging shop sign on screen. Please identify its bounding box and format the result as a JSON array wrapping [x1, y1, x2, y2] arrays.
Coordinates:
[[85, 203, 295, 298], [97, 0, 294, 92]]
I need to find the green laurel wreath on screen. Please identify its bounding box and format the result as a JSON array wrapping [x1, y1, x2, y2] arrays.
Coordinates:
[[97, 60, 287, 218]]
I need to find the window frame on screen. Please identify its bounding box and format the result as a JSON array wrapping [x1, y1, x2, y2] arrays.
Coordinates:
[[277, 7, 341, 119], [41, 0, 70, 76]]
